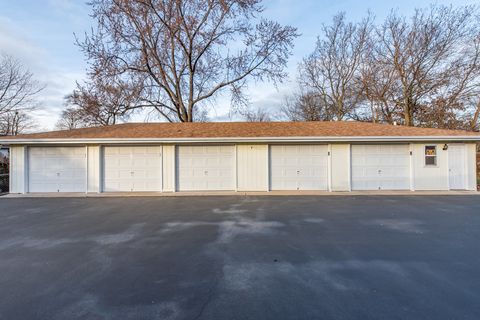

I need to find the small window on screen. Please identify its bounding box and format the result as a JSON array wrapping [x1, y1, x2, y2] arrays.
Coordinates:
[[425, 146, 437, 166]]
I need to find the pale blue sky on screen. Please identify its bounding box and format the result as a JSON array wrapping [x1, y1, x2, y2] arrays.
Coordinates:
[[0, 0, 476, 130]]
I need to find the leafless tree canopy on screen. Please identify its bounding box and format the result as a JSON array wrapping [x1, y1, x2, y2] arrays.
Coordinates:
[[0, 110, 36, 136], [239, 106, 272, 122], [288, 5, 480, 131], [56, 107, 86, 130], [0, 54, 42, 135], [282, 91, 327, 121], [58, 75, 143, 129], [71, 0, 298, 123], [298, 13, 372, 121]]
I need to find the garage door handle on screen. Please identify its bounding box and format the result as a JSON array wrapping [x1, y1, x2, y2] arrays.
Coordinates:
[[204, 171, 208, 175]]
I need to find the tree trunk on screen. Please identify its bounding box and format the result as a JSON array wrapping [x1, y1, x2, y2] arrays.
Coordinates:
[[470, 102, 480, 131]]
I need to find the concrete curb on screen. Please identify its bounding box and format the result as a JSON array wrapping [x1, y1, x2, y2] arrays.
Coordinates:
[[2, 191, 479, 198]]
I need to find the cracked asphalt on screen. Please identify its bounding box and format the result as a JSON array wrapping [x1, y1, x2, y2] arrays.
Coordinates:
[[1, 196, 480, 320]]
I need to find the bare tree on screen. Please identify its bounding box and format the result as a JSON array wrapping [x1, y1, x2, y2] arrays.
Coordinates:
[[290, 5, 480, 131], [468, 100, 480, 131], [0, 110, 36, 136], [240, 106, 272, 122], [76, 0, 298, 123], [0, 54, 42, 119], [298, 13, 372, 121], [372, 6, 480, 126], [56, 107, 85, 130], [60, 74, 143, 127], [281, 91, 328, 121]]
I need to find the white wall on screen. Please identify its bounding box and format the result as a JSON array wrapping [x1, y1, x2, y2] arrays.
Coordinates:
[[330, 144, 350, 191], [9, 146, 26, 194], [236, 144, 268, 191], [466, 143, 477, 191], [8, 142, 478, 194], [412, 143, 449, 190], [162, 145, 175, 192], [87, 145, 100, 193]]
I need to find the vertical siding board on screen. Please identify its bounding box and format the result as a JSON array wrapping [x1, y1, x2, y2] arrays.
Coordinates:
[[466, 143, 477, 190], [237, 144, 268, 191], [162, 145, 175, 192], [87, 145, 100, 193], [10, 146, 26, 194], [330, 144, 350, 191]]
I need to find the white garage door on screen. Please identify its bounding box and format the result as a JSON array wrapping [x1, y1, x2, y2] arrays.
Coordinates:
[[270, 145, 328, 190], [176, 146, 235, 191], [103, 146, 162, 192], [29, 147, 86, 193], [351, 144, 410, 190]]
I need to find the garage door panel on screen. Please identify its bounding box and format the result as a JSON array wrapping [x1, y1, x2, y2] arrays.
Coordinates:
[[270, 145, 328, 191], [110, 170, 133, 179], [176, 146, 235, 191], [58, 182, 84, 193], [103, 146, 162, 192], [28, 147, 87, 193], [351, 145, 410, 190]]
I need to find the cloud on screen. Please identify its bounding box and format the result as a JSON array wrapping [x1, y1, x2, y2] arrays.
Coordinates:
[[48, 0, 76, 12], [0, 17, 50, 66]]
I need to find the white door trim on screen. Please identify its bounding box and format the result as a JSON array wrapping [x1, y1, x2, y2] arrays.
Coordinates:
[[448, 143, 468, 190]]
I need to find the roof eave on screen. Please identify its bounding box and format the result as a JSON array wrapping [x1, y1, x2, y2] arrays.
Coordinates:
[[1, 135, 480, 145]]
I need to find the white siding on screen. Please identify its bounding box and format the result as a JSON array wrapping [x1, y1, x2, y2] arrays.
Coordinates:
[[87, 146, 100, 193], [412, 143, 449, 190], [466, 143, 477, 191], [162, 145, 175, 192], [330, 144, 350, 191], [9, 146, 26, 194], [236, 144, 268, 191]]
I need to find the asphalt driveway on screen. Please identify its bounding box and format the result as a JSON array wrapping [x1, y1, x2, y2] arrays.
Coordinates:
[[1, 196, 480, 320]]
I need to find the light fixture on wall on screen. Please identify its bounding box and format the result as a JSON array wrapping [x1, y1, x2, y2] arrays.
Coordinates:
[[443, 144, 448, 151]]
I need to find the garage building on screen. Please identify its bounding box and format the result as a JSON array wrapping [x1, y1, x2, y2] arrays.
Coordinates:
[[1, 121, 479, 194]]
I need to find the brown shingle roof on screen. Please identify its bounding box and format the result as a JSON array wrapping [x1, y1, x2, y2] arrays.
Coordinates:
[[2, 121, 480, 140]]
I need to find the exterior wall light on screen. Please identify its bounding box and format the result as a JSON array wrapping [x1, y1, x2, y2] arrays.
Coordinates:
[[443, 144, 448, 151]]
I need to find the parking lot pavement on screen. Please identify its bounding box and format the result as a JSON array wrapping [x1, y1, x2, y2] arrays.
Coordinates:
[[1, 196, 480, 320]]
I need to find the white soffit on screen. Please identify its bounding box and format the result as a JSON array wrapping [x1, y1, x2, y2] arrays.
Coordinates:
[[1, 135, 480, 145]]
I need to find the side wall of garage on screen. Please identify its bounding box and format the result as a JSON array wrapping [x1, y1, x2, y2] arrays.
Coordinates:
[[162, 145, 176, 192], [9, 146, 26, 194], [330, 144, 351, 191], [467, 143, 477, 190], [237, 145, 268, 191], [411, 143, 477, 191], [412, 143, 449, 190], [87, 146, 100, 193]]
